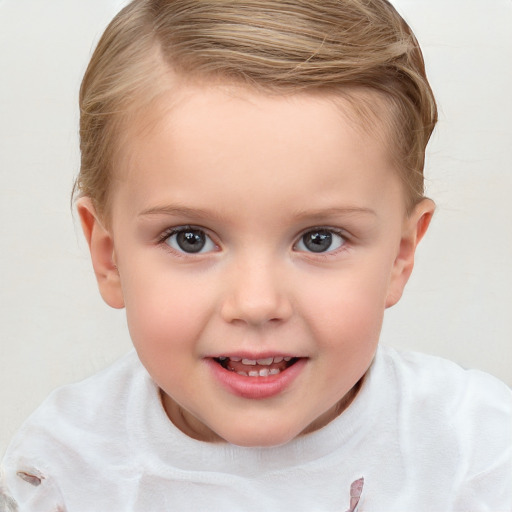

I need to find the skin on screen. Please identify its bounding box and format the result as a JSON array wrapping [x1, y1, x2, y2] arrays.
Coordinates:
[[78, 84, 433, 447]]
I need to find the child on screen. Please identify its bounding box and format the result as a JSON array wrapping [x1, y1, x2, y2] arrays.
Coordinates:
[[1, 0, 511, 510]]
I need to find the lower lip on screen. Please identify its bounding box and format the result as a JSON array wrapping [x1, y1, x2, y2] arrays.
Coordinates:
[[206, 358, 307, 399]]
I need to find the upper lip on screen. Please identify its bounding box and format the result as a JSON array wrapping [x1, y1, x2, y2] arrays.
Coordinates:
[[209, 353, 303, 360]]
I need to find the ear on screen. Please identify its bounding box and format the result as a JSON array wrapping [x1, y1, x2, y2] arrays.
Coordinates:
[[76, 197, 125, 309], [385, 198, 435, 308]]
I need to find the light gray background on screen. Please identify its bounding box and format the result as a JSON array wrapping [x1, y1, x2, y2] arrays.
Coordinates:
[[1, 0, 511, 455]]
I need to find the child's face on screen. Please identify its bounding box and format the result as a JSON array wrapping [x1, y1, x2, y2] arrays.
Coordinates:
[[79, 84, 432, 447]]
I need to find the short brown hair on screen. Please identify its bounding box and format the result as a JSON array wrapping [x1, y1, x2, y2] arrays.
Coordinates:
[[75, 0, 437, 219]]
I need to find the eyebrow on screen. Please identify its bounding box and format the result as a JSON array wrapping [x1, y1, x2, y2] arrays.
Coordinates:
[[139, 204, 376, 219], [138, 204, 218, 220], [138, 204, 378, 224], [292, 206, 377, 221]]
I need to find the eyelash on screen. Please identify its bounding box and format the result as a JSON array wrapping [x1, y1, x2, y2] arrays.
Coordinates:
[[157, 225, 217, 255], [156, 225, 350, 256], [293, 227, 349, 257]]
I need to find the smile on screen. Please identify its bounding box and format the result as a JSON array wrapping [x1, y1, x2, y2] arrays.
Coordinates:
[[208, 355, 307, 399], [214, 355, 300, 377]]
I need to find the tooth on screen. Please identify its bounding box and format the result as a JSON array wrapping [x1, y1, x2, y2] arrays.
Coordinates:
[[258, 369, 270, 377], [248, 371, 259, 377], [257, 357, 273, 366], [237, 371, 248, 376], [269, 369, 280, 375], [218, 356, 228, 361], [242, 358, 257, 365], [230, 357, 242, 362], [273, 356, 284, 363], [283, 356, 292, 362]]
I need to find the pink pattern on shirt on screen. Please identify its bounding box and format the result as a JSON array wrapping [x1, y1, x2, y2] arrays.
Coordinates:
[[345, 477, 364, 512]]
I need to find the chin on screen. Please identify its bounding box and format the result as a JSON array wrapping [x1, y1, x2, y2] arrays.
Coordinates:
[[219, 424, 303, 448]]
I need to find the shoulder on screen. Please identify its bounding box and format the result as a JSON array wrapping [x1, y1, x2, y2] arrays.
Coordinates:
[[376, 346, 512, 506], [0, 351, 150, 510], [3, 350, 146, 454], [379, 345, 512, 414], [377, 345, 512, 431], [11, 350, 144, 436]]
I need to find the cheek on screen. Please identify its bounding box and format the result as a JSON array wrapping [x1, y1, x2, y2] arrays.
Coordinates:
[[120, 268, 216, 357], [298, 263, 391, 342], [302, 279, 386, 395]]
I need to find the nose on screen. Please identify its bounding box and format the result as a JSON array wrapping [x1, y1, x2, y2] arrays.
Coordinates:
[[220, 258, 293, 326]]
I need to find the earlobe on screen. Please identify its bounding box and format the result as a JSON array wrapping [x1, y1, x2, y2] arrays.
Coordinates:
[[76, 198, 125, 309], [385, 198, 435, 308]]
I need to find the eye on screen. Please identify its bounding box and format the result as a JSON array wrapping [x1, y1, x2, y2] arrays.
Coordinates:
[[295, 228, 346, 253], [164, 227, 216, 254]]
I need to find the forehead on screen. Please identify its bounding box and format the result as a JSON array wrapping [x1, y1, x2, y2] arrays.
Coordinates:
[[119, 81, 395, 165], [111, 83, 405, 222]]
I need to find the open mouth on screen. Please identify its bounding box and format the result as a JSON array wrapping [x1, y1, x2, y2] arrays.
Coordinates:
[[213, 356, 300, 377]]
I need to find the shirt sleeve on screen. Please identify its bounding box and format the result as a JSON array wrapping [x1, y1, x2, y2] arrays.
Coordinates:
[[452, 370, 512, 512], [453, 450, 512, 512], [1, 460, 67, 512]]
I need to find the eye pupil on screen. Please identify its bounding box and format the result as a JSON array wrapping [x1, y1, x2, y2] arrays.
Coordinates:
[[303, 230, 332, 252], [176, 230, 206, 253]]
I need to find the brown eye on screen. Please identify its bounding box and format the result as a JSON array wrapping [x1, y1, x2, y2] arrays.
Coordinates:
[[296, 229, 345, 253]]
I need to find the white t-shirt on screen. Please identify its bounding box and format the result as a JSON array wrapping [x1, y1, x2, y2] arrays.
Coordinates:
[[1, 346, 511, 512]]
